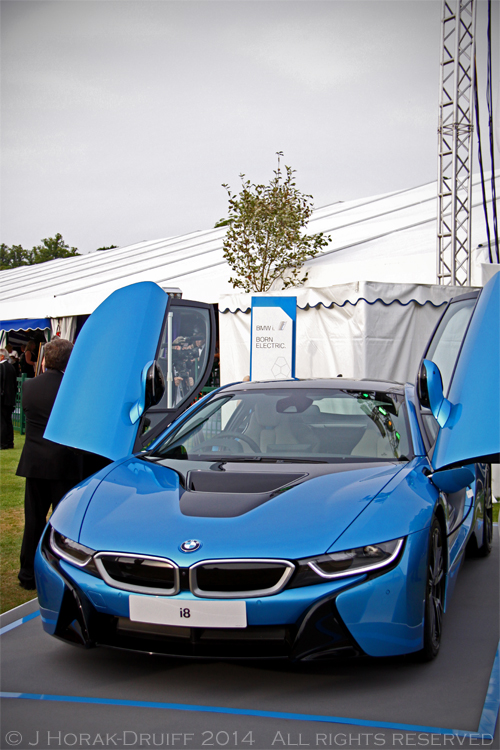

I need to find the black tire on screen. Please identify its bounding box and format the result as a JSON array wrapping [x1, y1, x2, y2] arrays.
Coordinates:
[[418, 517, 446, 662], [477, 465, 493, 557]]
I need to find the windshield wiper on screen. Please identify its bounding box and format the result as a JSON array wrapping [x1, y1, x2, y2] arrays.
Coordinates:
[[217, 456, 327, 464], [206, 455, 263, 462], [261, 457, 327, 463]]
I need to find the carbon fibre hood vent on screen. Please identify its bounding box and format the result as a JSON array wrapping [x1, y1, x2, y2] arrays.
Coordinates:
[[187, 470, 306, 493], [181, 471, 307, 518]]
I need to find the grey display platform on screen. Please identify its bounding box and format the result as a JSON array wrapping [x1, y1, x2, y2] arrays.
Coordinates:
[[1, 531, 499, 750]]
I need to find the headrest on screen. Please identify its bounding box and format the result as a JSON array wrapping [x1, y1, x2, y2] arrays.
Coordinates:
[[254, 400, 280, 428]]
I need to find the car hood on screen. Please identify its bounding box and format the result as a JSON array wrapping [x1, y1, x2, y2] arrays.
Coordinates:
[[75, 457, 406, 562]]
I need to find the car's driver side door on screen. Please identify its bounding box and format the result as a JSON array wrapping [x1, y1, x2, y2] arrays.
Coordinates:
[[45, 282, 215, 461]]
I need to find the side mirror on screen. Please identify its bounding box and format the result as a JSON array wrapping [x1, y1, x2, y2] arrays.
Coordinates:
[[416, 360, 431, 408], [429, 465, 475, 493], [417, 359, 452, 428], [145, 361, 165, 410], [129, 361, 165, 424]]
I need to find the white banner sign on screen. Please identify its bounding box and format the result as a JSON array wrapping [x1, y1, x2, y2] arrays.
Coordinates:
[[250, 298, 296, 381]]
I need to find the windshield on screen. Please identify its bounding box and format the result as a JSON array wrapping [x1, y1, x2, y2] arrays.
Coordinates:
[[152, 388, 411, 462]]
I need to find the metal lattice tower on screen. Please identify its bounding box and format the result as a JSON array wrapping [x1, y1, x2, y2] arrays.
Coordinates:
[[437, 0, 477, 286]]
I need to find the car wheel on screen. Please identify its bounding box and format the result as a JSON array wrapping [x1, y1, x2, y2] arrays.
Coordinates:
[[477, 465, 493, 558], [418, 517, 446, 662]]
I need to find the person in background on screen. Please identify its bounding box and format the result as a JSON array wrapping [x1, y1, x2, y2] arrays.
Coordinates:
[[0, 348, 17, 450], [16, 338, 81, 590], [9, 349, 21, 377], [20, 340, 37, 378]]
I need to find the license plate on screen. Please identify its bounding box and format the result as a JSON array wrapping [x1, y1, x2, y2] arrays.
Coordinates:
[[129, 595, 247, 628]]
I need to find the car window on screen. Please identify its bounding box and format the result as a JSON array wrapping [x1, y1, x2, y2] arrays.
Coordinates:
[[152, 389, 411, 462], [426, 297, 476, 396], [135, 305, 212, 443], [155, 306, 211, 409]]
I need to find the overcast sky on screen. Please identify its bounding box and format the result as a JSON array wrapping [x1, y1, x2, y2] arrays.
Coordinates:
[[1, 0, 498, 255]]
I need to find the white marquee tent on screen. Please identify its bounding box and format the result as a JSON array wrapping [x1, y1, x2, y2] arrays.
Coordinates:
[[0, 172, 500, 356], [1, 173, 498, 336], [2, 173, 498, 488]]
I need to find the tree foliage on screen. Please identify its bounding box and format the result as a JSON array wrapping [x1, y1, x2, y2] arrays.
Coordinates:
[[0, 234, 79, 270], [0, 244, 33, 269], [221, 153, 329, 293]]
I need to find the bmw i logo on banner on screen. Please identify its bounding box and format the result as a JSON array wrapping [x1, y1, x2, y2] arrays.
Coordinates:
[[180, 539, 202, 553]]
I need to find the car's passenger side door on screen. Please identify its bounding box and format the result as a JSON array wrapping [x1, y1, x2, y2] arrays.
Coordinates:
[[416, 272, 499, 471]]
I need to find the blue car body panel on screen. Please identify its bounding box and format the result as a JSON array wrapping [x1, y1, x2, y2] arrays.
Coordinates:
[[45, 282, 169, 460], [35, 546, 66, 635], [74, 458, 406, 562], [336, 527, 429, 656], [327, 458, 438, 551], [48, 462, 124, 542]]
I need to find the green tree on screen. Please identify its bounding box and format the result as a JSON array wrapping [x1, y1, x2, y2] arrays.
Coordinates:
[[214, 218, 232, 228], [0, 244, 34, 270], [221, 153, 329, 293], [32, 234, 79, 264], [0, 234, 79, 270]]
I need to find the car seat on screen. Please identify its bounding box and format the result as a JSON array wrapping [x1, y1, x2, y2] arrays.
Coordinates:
[[253, 401, 321, 454]]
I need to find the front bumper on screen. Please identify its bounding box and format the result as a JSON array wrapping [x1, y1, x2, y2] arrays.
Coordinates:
[[35, 527, 428, 660]]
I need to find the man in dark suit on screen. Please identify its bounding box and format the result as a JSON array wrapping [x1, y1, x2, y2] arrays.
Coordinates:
[[17, 338, 82, 590], [0, 348, 17, 449]]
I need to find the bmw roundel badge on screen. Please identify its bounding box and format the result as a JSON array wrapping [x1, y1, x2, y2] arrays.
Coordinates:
[[180, 539, 202, 553]]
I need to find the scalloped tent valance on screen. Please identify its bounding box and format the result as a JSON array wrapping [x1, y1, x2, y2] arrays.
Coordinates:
[[218, 281, 471, 315], [0, 317, 50, 332], [217, 281, 475, 387]]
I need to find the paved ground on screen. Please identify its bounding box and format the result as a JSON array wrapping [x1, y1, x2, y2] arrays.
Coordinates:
[[1, 531, 498, 750]]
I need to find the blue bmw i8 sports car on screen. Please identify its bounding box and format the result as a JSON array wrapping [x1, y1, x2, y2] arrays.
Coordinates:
[[36, 274, 499, 662]]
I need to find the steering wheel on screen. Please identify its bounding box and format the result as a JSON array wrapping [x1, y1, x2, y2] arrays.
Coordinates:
[[193, 433, 260, 454]]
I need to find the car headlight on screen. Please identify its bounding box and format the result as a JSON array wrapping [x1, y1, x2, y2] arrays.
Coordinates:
[[289, 538, 404, 588], [49, 527, 98, 574]]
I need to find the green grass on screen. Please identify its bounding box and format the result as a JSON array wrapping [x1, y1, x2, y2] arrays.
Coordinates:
[[0, 433, 37, 614], [0, 435, 499, 615]]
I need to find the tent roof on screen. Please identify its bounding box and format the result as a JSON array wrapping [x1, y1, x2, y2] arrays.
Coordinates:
[[0, 173, 497, 321]]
